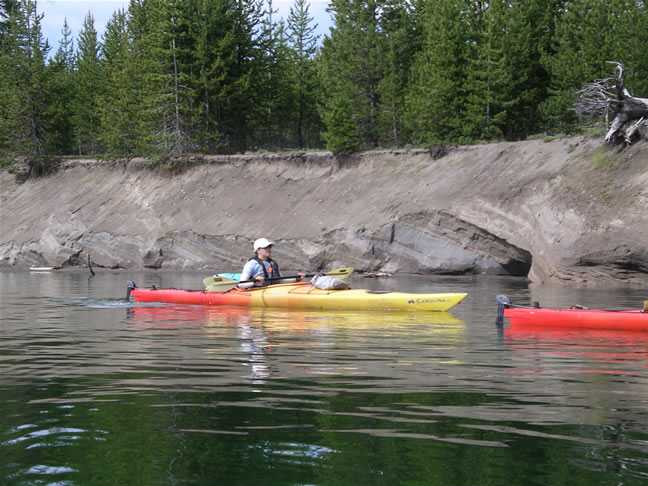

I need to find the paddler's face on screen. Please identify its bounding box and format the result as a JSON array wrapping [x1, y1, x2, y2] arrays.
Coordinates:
[[257, 245, 272, 259]]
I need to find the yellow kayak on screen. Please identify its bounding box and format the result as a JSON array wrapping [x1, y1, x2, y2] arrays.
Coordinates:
[[129, 281, 468, 312]]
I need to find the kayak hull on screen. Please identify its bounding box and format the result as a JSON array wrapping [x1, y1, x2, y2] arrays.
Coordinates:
[[503, 307, 647, 332], [130, 282, 468, 312]]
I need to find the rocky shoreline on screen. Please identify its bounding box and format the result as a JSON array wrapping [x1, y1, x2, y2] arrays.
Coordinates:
[[1, 136, 647, 287]]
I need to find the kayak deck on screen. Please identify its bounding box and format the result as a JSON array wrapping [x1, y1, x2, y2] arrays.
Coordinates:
[[129, 281, 468, 312], [504, 307, 646, 331], [496, 295, 647, 332]]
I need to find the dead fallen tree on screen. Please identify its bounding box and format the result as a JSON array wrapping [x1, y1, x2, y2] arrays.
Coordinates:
[[575, 62, 648, 144]]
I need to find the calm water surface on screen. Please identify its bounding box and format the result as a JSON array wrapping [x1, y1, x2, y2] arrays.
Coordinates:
[[1, 271, 647, 485]]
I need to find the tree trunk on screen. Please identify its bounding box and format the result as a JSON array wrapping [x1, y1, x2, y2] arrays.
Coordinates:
[[604, 63, 648, 144]]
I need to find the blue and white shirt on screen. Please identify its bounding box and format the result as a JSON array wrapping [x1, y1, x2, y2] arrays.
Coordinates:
[[240, 258, 280, 286]]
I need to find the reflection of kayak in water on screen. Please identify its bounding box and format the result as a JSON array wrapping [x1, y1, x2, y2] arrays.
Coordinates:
[[503, 327, 648, 370], [235, 307, 466, 330], [128, 305, 465, 328], [504, 326, 648, 345], [127, 281, 468, 312], [127, 304, 465, 330], [126, 306, 467, 378]]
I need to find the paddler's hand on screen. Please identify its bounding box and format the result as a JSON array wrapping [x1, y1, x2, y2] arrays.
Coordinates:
[[296, 272, 305, 281], [255, 276, 265, 285]]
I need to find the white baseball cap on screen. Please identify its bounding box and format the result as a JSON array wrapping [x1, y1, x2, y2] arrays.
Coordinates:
[[253, 238, 274, 251]]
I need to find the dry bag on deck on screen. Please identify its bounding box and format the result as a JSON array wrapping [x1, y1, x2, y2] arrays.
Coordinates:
[[311, 275, 350, 290]]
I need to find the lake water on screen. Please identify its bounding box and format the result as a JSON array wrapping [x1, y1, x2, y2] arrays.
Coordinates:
[[1, 271, 647, 485]]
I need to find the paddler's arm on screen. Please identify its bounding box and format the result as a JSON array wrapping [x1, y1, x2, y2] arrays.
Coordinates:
[[238, 278, 261, 289], [274, 272, 306, 284], [238, 261, 263, 289]]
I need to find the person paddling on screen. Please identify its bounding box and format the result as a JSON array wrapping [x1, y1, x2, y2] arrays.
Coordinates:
[[238, 238, 304, 288]]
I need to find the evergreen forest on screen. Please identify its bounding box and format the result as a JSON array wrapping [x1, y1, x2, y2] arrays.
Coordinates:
[[1, 0, 648, 163]]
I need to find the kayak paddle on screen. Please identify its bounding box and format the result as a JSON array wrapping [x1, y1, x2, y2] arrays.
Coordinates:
[[203, 266, 354, 292]]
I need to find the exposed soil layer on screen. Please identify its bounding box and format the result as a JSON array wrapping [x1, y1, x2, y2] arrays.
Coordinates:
[[1, 136, 647, 286]]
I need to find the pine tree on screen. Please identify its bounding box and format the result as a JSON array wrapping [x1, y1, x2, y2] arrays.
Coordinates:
[[499, 0, 559, 139], [249, 0, 285, 149], [178, 0, 267, 153], [249, 17, 305, 149], [404, 0, 477, 145], [607, 0, 648, 96], [73, 12, 102, 154], [179, 0, 267, 153], [463, 1, 507, 141], [319, 0, 387, 151], [98, 8, 138, 154], [463, 0, 553, 141], [45, 18, 75, 154], [145, 0, 190, 154], [287, 0, 321, 148], [123, 0, 194, 155], [1, 0, 19, 42], [180, 0, 230, 152], [123, 0, 162, 155], [227, 0, 266, 152], [322, 93, 360, 154], [270, 20, 300, 148], [0, 0, 50, 159], [375, 0, 416, 147], [539, 0, 635, 133]]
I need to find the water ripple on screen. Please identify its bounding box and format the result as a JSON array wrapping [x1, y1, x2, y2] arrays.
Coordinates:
[[2, 272, 648, 485]]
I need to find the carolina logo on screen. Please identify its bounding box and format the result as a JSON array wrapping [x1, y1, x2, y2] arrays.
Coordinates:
[[409, 298, 450, 304]]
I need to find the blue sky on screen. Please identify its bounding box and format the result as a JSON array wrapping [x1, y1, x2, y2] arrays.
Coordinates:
[[38, 0, 334, 54]]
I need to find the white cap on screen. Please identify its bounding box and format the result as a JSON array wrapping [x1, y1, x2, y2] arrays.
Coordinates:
[[253, 238, 274, 251]]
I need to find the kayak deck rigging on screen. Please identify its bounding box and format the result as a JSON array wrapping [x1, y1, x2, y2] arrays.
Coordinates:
[[127, 280, 468, 312]]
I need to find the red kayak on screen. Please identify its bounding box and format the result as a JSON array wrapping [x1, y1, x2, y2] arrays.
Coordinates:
[[496, 295, 648, 332]]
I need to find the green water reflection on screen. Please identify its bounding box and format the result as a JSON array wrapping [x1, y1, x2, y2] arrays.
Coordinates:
[[4, 382, 647, 485], [1, 271, 647, 485]]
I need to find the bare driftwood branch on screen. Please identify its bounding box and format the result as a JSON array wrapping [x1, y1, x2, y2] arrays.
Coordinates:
[[625, 116, 645, 142], [575, 62, 648, 144], [575, 79, 615, 115], [87, 253, 95, 276]]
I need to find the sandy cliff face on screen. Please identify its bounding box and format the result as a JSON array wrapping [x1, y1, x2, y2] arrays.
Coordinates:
[[1, 136, 647, 286]]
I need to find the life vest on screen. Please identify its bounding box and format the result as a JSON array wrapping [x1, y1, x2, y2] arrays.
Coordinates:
[[249, 257, 281, 285]]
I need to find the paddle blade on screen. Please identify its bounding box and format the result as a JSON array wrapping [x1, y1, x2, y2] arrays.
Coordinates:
[[203, 275, 237, 287], [205, 280, 239, 292], [203, 275, 217, 287], [326, 267, 354, 279]]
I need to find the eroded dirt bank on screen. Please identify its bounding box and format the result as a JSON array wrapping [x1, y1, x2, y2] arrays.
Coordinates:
[[1, 136, 647, 286]]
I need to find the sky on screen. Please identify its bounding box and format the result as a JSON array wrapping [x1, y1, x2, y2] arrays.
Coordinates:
[[38, 0, 334, 55]]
